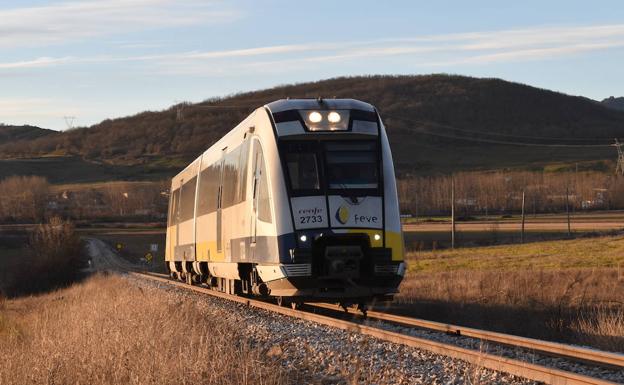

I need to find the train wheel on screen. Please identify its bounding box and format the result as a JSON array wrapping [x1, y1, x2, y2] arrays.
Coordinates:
[[357, 303, 368, 317], [290, 301, 301, 310], [276, 296, 285, 307]]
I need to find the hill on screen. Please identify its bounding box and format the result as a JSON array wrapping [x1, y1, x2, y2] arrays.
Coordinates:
[[3, 75, 624, 180], [601, 96, 624, 112], [0, 124, 57, 145]]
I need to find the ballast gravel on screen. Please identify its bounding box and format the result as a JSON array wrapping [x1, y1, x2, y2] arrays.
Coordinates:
[[371, 321, 624, 384], [127, 276, 536, 385]]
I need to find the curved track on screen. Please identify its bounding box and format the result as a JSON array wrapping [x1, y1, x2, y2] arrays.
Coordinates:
[[133, 271, 623, 385], [85, 238, 623, 385]]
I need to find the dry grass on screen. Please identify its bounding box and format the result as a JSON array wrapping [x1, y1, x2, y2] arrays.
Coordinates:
[[0, 274, 292, 385], [400, 236, 624, 351], [397, 265, 624, 351], [572, 306, 624, 352]]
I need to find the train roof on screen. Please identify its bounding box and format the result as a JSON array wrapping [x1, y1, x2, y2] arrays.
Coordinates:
[[265, 98, 375, 113]]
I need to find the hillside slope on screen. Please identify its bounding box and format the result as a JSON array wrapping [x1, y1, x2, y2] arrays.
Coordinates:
[[3, 75, 624, 177], [602, 96, 624, 112], [0, 124, 57, 145]]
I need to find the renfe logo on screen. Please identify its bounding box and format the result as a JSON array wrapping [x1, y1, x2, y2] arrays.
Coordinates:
[[297, 207, 324, 225], [336, 206, 349, 224]]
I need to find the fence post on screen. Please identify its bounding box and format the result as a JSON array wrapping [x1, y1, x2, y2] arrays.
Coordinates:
[[451, 176, 456, 249], [521, 190, 526, 244]]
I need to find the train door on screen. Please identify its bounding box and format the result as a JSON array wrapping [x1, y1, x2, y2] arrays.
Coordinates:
[[168, 186, 181, 260], [217, 149, 226, 253], [176, 179, 182, 255], [251, 141, 263, 245]]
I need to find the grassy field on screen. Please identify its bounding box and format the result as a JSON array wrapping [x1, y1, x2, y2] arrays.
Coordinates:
[[405, 235, 624, 273], [394, 235, 624, 352], [0, 274, 293, 385], [0, 156, 177, 184]]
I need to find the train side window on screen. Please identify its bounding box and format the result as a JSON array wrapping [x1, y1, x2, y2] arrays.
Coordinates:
[[197, 162, 221, 215], [179, 176, 197, 222], [222, 147, 241, 208], [169, 188, 180, 226]]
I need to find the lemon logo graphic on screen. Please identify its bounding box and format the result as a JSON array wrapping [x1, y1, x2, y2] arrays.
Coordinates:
[[336, 206, 349, 224]]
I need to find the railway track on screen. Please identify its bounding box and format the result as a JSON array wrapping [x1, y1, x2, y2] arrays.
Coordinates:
[[130, 270, 623, 385], [310, 303, 624, 369], [85, 238, 622, 384]]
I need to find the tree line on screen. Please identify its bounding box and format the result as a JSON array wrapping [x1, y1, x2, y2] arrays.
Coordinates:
[[1, 170, 624, 223], [0, 176, 168, 223], [398, 170, 624, 216]]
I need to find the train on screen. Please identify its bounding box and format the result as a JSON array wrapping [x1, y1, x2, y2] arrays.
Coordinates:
[[165, 98, 405, 312]]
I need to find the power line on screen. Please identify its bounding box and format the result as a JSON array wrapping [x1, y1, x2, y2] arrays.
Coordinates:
[[385, 115, 616, 148], [386, 114, 619, 144], [411, 126, 614, 148], [173, 102, 253, 122]]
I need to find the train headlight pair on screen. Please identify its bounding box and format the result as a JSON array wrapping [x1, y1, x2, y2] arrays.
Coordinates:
[[308, 111, 341, 123], [301, 110, 349, 131]]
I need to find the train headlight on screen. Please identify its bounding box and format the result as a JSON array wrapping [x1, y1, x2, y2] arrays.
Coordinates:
[[327, 111, 341, 123], [308, 111, 322, 123], [374, 233, 381, 241], [300, 235, 308, 242]]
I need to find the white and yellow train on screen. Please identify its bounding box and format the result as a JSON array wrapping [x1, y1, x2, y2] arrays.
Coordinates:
[[165, 98, 404, 310]]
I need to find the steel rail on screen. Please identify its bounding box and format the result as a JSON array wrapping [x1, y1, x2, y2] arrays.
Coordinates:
[[128, 271, 620, 385], [310, 303, 624, 369]]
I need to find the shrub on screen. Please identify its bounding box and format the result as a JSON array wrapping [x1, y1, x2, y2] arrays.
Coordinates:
[[4, 217, 82, 296]]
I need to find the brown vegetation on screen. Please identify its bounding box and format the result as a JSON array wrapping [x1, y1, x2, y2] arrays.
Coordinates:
[[397, 236, 624, 352], [0, 274, 292, 385], [0, 177, 168, 223], [1, 217, 82, 297], [2, 75, 623, 174], [0, 176, 50, 222], [398, 170, 624, 216]]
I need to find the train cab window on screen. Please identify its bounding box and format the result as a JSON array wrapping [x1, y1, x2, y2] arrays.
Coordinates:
[[282, 142, 320, 194], [325, 141, 379, 190], [287, 153, 320, 190]]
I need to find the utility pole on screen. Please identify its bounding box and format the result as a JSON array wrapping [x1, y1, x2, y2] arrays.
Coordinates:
[[451, 176, 456, 249], [521, 190, 526, 244], [614, 139, 624, 176], [565, 186, 571, 237]]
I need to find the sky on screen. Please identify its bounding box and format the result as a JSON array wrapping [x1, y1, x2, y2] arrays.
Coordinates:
[[1, 0, 624, 131]]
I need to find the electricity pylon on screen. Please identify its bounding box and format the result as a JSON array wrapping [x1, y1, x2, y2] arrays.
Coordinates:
[[63, 116, 76, 130]]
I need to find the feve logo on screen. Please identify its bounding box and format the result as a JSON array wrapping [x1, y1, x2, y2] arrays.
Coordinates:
[[336, 206, 349, 224]]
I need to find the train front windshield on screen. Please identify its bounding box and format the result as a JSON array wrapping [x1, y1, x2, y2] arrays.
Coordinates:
[[282, 140, 380, 196]]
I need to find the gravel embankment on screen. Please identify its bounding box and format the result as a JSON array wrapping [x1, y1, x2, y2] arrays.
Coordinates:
[[127, 275, 536, 385]]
